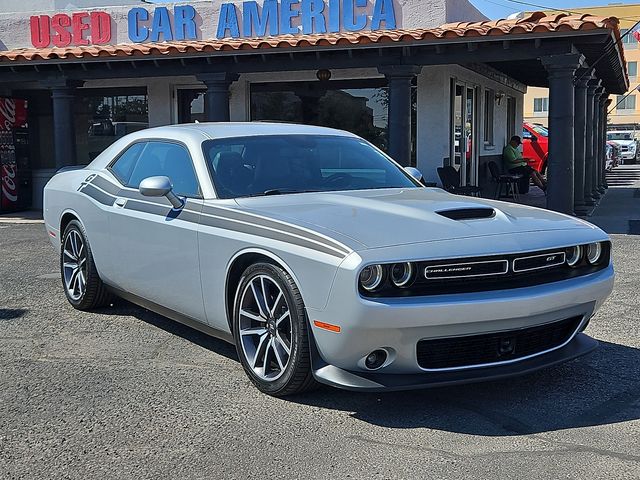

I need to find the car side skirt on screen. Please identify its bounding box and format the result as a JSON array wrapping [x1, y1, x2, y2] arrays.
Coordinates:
[[108, 286, 234, 344]]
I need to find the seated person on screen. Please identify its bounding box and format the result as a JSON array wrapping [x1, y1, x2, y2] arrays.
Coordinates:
[[503, 135, 547, 192]]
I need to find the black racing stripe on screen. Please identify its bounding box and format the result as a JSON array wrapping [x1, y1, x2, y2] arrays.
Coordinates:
[[80, 184, 115, 206], [90, 175, 121, 196], [124, 199, 201, 223], [201, 205, 351, 255], [199, 214, 346, 258]]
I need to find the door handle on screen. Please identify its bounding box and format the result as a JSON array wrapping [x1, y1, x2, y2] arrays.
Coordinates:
[[114, 198, 127, 208]]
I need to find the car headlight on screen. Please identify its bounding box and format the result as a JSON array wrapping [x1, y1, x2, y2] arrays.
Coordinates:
[[586, 242, 603, 264], [390, 262, 414, 288], [359, 264, 384, 291], [566, 245, 582, 267]]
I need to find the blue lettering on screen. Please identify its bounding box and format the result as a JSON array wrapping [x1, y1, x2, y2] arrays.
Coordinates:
[[328, 0, 340, 32], [174, 5, 197, 40], [343, 0, 366, 31], [128, 8, 149, 42], [280, 0, 300, 35], [217, 3, 241, 38], [301, 0, 326, 34], [243, 0, 279, 37], [150, 7, 173, 41], [371, 0, 396, 29]]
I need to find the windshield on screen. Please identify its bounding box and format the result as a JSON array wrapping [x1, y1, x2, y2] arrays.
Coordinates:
[[607, 132, 633, 141], [203, 135, 419, 199], [530, 125, 548, 137]]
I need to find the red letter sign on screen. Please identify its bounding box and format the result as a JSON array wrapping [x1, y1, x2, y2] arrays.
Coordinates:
[[90, 12, 112, 44], [30, 16, 51, 48]]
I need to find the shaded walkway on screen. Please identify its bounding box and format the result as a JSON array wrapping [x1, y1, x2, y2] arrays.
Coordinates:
[[589, 165, 640, 234]]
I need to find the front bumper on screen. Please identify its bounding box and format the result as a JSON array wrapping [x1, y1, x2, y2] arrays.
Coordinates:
[[308, 261, 613, 390], [311, 333, 597, 391]]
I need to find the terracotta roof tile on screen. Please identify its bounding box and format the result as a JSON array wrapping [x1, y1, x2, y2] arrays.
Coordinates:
[[0, 12, 622, 63]]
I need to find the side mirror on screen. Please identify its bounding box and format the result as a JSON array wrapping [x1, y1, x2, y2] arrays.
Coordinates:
[[404, 167, 424, 184], [139, 176, 184, 209]]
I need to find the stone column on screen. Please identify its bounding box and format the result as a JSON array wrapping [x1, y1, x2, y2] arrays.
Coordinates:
[[599, 97, 611, 193], [591, 87, 604, 201], [584, 80, 600, 206], [197, 72, 240, 122], [573, 70, 591, 215], [379, 65, 422, 167], [44, 79, 84, 169], [542, 53, 584, 214]]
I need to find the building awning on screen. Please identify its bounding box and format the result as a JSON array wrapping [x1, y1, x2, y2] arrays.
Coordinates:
[[0, 12, 628, 93]]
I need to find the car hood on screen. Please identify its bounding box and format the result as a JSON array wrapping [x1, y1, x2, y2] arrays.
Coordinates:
[[234, 188, 596, 250], [608, 139, 635, 146]]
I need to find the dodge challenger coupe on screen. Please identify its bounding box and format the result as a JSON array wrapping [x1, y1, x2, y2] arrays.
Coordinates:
[[43, 123, 614, 396]]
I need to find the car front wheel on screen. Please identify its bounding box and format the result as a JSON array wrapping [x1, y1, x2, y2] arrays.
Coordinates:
[[233, 262, 317, 396], [60, 219, 112, 310]]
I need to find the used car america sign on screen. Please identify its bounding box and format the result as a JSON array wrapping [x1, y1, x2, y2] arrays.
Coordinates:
[[29, 0, 396, 48]]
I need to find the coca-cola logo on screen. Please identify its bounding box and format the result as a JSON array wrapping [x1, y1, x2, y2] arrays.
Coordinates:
[[1, 164, 17, 203], [0, 98, 16, 131]]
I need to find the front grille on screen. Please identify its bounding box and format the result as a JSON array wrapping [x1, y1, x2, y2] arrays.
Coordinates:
[[360, 242, 611, 298], [416, 316, 583, 370]]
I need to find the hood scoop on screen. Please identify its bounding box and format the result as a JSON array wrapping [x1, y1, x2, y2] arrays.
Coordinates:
[[436, 207, 496, 221]]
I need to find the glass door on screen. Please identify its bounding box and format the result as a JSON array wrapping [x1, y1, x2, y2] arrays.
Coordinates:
[[449, 81, 479, 186]]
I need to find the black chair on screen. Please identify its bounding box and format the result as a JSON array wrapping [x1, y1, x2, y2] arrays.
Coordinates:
[[488, 161, 522, 201], [437, 166, 482, 197]]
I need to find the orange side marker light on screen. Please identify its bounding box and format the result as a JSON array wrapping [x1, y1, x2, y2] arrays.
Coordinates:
[[313, 320, 341, 333]]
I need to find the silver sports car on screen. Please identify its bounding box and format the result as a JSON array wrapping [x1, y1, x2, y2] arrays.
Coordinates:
[[44, 123, 614, 396]]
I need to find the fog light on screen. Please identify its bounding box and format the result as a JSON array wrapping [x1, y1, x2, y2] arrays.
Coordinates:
[[566, 245, 582, 267], [364, 349, 387, 370], [360, 265, 384, 292], [586, 242, 603, 264]]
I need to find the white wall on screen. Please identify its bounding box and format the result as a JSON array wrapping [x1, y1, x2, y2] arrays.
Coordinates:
[[416, 65, 524, 184], [0, 0, 486, 51]]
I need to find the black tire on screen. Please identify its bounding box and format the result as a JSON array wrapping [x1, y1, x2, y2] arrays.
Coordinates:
[[60, 219, 113, 310], [233, 262, 318, 397]]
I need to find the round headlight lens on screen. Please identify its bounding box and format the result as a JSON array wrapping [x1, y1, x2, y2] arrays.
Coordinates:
[[390, 262, 414, 288], [566, 245, 582, 267], [586, 242, 603, 264], [360, 265, 384, 291]]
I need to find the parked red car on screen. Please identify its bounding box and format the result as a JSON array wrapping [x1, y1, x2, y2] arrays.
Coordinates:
[[522, 123, 549, 173]]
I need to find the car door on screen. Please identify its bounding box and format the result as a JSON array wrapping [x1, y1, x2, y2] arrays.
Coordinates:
[[106, 140, 205, 321]]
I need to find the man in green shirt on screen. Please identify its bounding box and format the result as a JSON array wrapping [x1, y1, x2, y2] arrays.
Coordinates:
[[503, 135, 547, 192]]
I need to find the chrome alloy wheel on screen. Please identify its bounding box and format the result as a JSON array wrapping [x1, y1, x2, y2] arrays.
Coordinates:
[[62, 230, 87, 301], [238, 274, 292, 381]]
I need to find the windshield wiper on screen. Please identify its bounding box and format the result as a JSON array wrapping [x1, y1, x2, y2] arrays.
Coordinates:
[[249, 188, 320, 197]]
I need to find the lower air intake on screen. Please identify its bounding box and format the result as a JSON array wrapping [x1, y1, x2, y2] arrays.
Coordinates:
[[416, 316, 583, 370]]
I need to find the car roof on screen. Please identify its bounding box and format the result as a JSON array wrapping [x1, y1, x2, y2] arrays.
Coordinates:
[[156, 122, 359, 140], [86, 122, 360, 171]]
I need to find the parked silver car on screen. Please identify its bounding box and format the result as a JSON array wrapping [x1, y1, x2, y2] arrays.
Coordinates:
[[44, 123, 614, 396]]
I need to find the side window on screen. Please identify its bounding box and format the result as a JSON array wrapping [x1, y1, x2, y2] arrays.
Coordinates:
[[522, 129, 533, 140], [110, 142, 146, 185], [127, 141, 201, 197]]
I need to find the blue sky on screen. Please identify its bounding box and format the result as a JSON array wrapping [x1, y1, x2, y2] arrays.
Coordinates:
[[469, 0, 640, 19]]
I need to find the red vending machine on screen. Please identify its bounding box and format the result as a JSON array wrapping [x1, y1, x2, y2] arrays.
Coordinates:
[[0, 98, 30, 213]]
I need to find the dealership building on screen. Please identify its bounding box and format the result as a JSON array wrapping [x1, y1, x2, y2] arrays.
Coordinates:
[[0, 0, 628, 215]]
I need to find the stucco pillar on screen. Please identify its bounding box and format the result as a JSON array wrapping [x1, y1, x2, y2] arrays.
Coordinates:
[[583, 80, 600, 206], [379, 65, 421, 167], [44, 79, 84, 169], [598, 97, 611, 193], [197, 72, 240, 122], [591, 87, 604, 201], [542, 53, 584, 214], [573, 71, 590, 215]]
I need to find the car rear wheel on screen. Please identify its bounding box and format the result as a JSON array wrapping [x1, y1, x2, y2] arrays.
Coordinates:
[[233, 262, 317, 396], [61, 219, 112, 310]]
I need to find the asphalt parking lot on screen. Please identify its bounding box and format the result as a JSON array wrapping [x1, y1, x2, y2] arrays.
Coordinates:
[[1, 222, 639, 479]]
